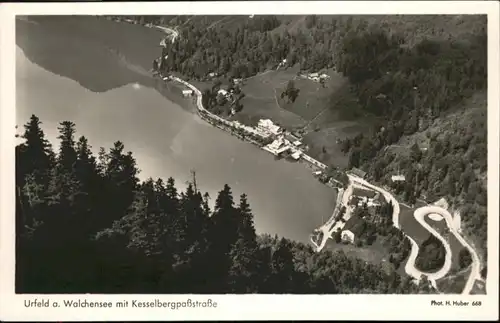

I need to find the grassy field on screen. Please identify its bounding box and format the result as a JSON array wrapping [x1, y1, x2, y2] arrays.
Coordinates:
[[237, 67, 307, 129], [436, 267, 471, 294], [237, 66, 364, 168], [302, 121, 364, 168], [470, 279, 487, 295], [324, 238, 393, 274]]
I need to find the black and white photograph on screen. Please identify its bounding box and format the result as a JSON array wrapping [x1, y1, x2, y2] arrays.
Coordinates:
[[1, 1, 499, 321]]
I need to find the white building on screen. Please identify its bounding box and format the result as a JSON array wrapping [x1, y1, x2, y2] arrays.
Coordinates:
[[291, 151, 302, 160], [258, 119, 282, 136], [349, 189, 383, 208], [434, 197, 449, 210], [307, 72, 330, 83], [391, 175, 406, 182], [340, 214, 365, 244], [254, 128, 272, 139], [182, 89, 193, 97], [341, 230, 355, 244], [263, 138, 290, 156], [277, 59, 288, 70], [285, 134, 302, 147], [355, 196, 381, 207]]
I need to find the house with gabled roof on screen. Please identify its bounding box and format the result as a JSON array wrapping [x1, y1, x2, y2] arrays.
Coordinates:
[[352, 186, 377, 199], [349, 167, 367, 179], [341, 214, 366, 244], [350, 187, 384, 207]]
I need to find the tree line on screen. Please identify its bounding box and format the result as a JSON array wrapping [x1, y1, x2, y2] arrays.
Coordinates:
[[121, 14, 488, 278], [16, 115, 433, 294], [333, 23, 487, 270], [415, 235, 446, 273]]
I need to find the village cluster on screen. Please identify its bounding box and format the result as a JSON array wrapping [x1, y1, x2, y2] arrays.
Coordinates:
[[165, 71, 330, 167], [155, 41, 406, 249], [164, 69, 412, 248], [300, 71, 331, 83], [338, 185, 385, 244]]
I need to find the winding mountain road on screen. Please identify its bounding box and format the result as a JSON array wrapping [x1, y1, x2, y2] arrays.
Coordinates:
[[348, 176, 481, 293], [313, 172, 481, 293], [154, 22, 482, 295], [417, 206, 482, 294], [412, 207, 453, 282]]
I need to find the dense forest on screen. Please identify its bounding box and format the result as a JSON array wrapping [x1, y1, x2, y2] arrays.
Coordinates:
[[16, 115, 434, 294], [141, 14, 488, 270], [414, 235, 447, 273]]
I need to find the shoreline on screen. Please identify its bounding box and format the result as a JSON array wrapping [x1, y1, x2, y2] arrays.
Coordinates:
[[111, 18, 483, 294], [148, 23, 460, 286]]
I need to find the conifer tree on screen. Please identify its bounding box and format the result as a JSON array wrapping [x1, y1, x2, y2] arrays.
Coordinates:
[[102, 141, 140, 228], [57, 121, 78, 172], [269, 238, 296, 293], [15, 115, 438, 295], [18, 114, 54, 186], [227, 194, 260, 292], [236, 193, 257, 245]]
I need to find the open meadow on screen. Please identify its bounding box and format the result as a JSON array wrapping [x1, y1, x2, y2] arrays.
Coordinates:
[[436, 267, 471, 294], [237, 66, 367, 168], [324, 238, 394, 274]]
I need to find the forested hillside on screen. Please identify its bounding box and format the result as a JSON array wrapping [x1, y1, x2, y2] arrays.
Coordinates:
[[124, 15, 486, 81], [142, 14, 488, 269], [16, 115, 432, 294], [366, 92, 488, 269]]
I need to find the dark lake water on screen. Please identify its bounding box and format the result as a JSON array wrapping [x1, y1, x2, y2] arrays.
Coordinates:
[[16, 16, 337, 243]]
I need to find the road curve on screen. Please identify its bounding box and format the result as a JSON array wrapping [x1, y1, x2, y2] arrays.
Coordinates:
[[347, 176, 480, 293], [155, 23, 481, 294], [419, 206, 481, 294], [412, 207, 453, 281], [348, 177, 452, 286], [347, 175, 422, 282], [155, 26, 178, 43]]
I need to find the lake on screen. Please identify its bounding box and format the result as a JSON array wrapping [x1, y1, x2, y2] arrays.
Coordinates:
[[15, 16, 337, 244]]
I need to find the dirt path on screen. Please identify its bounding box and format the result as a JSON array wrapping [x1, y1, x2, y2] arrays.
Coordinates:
[[206, 16, 230, 30]]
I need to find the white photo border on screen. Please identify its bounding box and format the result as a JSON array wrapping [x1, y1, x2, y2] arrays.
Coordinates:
[[1, 1, 499, 321]]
